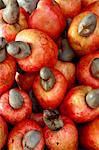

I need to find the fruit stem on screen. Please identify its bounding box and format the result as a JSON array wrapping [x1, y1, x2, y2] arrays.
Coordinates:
[[43, 109, 64, 131]]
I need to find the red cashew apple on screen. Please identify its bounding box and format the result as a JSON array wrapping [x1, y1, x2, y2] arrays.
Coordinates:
[[0, 116, 8, 149], [33, 67, 68, 109], [43, 109, 78, 150], [6, 29, 58, 72], [55, 61, 76, 90], [81, 0, 98, 8], [30, 113, 45, 128], [0, 88, 32, 124], [0, 38, 16, 96], [55, 0, 81, 18], [60, 86, 99, 123], [83, 1, 99, 17], [0, 55, 16, 96], [28, 0, 66, 39], [0, 0, 28, 42], [8, 119, 44, 150], [79, 117, 99, 150], [77, 52, 99, 88], [15, 72, 36, 92], [68, 11, 99, 56]]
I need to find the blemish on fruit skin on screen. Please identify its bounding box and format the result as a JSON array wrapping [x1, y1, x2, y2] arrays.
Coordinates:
[[12, 139, 14, 143]]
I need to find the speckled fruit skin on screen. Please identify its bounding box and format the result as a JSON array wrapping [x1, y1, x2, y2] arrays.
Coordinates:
[[0, 116, 8, 149], [81, 0, 98, 8], [83, 1, 99, 16], [0, 88, 32, 124], [60, 86, 99, 123], [55, 60, 76, 90], [8, 119, 44, 150], [43, 115, 78, 150], [0, 8, 28, 42], [33, 69, 68, 109], [79, 117, 99, 150], [68, 11, 99, 56], [30, 113, 45, 128], [55, 0, 81, 18], [15, 29, 58, 72], [0, 55, 16, 96], [77, 52, 99, 88], [15, 72, 36, 92], [28, 0, 66, 39]]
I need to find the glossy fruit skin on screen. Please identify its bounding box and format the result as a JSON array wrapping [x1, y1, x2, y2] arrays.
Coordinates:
[[43, 115, 78, 150], [33, 69, 67, 109], [55, 0, 81, 18], [83, 1, 99, 16], [68, 11, 99, 56], [79, 117, 99, 150], [60, 86, 99, 123], [8, 119, 44, 150], [0, 116, 8, 149], [28, 0, 66, 39], [0, 8, 28, 42], [15, 72, 36, 92], [81, 0, 98, 8], [15, 29, 58, 72], [77, 52, 99, 88], [30, 113, 45, 128], [0, 88, 32, 124], [55, 61, 76, 90], [0, 55, 16, 96]]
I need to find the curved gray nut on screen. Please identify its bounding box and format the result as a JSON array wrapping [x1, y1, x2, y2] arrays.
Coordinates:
[[78, 13, 97, 37], [6, 41, 31, 59], [22, 130, 41, 150], [86, 89, 99, 108]]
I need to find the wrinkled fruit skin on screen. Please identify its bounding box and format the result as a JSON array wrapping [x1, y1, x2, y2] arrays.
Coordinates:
[[43, 115, 78, 150], [77, 52, 99, 88], [33, 69, 67, 109], [81, 0, 98, 8], [0, 55, 16, 96], [28, 0, 66, 39], [60, 86, 99, 123], [8, 119, 44, 150], [0, 8, 28, 42], [16, 29, 58, 72], [15, 72, 36, 92], [55, 0, 81, 18], [0, 88, 32, 124], [0, 116, 8, 149], [30, 113, 45, 128], [79, 117, 99, 150], [83, 1, 99, 16], [55, 61, 76, 90], [68, 11, 99, 56]]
